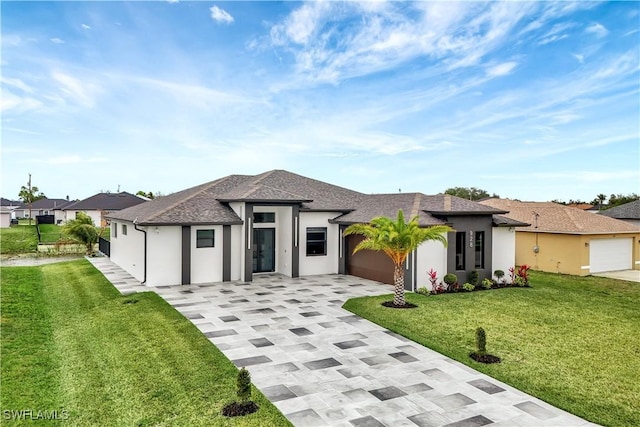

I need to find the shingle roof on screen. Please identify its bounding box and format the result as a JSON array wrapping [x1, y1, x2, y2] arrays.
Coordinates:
[[332, 193, 506, 226], [492, 214, 530, 227], [0, 198, 22, 207], [30, 198, 74, 209], [110, 170, 509, 226], [599, 200, 640, 220], [479, 198, 639, 234], [63, 192, 145, 211]]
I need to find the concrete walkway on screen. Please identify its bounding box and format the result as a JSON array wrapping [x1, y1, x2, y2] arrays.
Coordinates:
[[88, 257, 596, 427], [594, 270, 640, 283]]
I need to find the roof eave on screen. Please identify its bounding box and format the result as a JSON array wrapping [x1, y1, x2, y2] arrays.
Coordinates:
[[217, 198, 313, 204]]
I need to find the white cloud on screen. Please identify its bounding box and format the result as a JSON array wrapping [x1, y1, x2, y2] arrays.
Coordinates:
[[486, 62, 517, 77], [586, 22, 608, 37], [50, 38, 65, 44], [82, 24, 91, 30], [42, 155, 108, 165], [0, 91, 43, 113], [209, 6, 234, 24], [1, 77, 34, 93], [52, 71, 101, 107], [572, 53, 585, 64]]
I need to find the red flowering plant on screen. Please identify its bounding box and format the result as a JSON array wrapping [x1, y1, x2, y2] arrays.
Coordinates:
[[516, 265, 531, 286], [427, 268, 438, 290], [508, 267, 516, 284]]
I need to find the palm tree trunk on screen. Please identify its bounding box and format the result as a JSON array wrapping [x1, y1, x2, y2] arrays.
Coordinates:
[[393, 263, 405, 306]]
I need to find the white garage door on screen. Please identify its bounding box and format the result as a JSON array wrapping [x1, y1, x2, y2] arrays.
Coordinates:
[[589, 238, 633, 273]]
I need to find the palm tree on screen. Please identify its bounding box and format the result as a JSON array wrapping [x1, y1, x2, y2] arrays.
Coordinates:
[[344, 210, 452, 306], [63, 212, 99, 256]]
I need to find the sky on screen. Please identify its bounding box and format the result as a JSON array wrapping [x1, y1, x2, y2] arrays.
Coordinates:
[[1, 1, 639, 203]]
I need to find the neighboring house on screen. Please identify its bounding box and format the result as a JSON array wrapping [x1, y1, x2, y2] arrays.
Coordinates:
[[15, 198, 72, 219], [62, 192, 146, 226], [599, 200, 640, 228], [0, 208, 12, 228], [0, 198, 23, 219], [108, 170, 525, 289], [479, 198, 640, 275]]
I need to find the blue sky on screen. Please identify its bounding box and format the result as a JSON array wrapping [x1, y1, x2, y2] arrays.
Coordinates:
[[2, 1, 639, 202]]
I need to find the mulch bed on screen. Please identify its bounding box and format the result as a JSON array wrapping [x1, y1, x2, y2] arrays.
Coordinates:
[[381, 301, 418, 309], [469, 352, 501, 364], [222, 401, 259, 417]]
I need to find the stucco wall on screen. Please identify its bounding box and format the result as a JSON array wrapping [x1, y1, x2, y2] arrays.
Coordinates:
[[65, 210, 102, 227], [516, 232, 585, 276], [110, 220, 145, 282], [146, 226, 182, 286], [0, 212, 11, 228], [492, 227, 515, 279], [190, 225, 223, 284], [446, 215, 494, 282], [299, 212, 340, 276], [415, 236, 448, 290], [230, 224, 243, 280]]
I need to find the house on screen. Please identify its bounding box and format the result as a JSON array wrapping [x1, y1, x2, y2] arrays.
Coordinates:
[[14, 198, 73, 219], [107, 170, 525, 289], [0, 208, 12, 228], [479, 198, 640, 275], [599, 200, 640, 228], [0, 198, 23, 219], [62, 192, 146, 226]]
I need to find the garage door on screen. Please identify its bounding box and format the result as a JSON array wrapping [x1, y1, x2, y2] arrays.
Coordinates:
[[346, 235, 394, 285], [589, 238, 633, 273]]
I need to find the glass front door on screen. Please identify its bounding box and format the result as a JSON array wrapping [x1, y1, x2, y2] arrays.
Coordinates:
[[253, 228, 275, 273]]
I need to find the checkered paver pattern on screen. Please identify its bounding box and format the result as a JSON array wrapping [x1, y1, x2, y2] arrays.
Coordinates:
[[88, 257, 596, 427]]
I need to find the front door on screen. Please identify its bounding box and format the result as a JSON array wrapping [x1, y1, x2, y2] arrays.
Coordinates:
[[253, 228, 275, 273]]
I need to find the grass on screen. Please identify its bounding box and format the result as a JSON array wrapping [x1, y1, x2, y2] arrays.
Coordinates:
[[38, 224, 68, 244], [343, 271, 640, 427], [1, 260, 291, 426], [0, 225, 38, 254]]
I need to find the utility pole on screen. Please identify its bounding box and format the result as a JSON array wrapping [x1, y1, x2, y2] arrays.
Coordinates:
[[28, 173, 32, 226]]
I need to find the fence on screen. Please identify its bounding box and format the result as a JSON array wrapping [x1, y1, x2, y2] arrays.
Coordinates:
[[98, 237, 110, 257]]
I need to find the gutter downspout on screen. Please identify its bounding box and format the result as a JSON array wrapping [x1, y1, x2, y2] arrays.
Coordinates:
[[133, 218, 147, 284]]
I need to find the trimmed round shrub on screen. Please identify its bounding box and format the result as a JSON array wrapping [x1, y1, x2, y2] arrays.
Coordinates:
[[443, 273, 457, 286]]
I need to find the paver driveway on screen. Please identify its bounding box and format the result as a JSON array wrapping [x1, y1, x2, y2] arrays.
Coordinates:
[[90, 258, 594, 427]]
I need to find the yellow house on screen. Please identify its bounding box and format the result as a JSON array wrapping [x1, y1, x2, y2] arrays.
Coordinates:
[[479, 199, 640, 276]]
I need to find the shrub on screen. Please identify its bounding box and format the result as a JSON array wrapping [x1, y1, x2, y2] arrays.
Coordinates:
[[513, 276, 526, 287], [416, 287, 430, 296], [508, 267, 516, 284], [443, 273, 457, 290], [462, 283, 475, 292], [494, 269, 505, 283], [431, 283, 446, 294], [476, 327, 487, 355], [481, 278, 493, 289], [237, 368, 251, 402], [467, 270, 480, 286], [517, 265, 531, 285]]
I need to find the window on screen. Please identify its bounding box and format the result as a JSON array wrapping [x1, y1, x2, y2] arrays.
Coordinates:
[[113, 223, 117, 238], [455, 232, 465, 270], [196, 229, 215, 248], [306, 227, 327, 256], [122, 224, 127, 235], [254, 212, 275, 223], [475, 231, 485, 269]]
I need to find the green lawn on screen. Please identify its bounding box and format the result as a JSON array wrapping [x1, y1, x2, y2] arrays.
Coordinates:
[[38, 224, 68, 244], [343, 271, 640, 427], [0, 225, 38, 254], [1, 260, 291, 426]]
